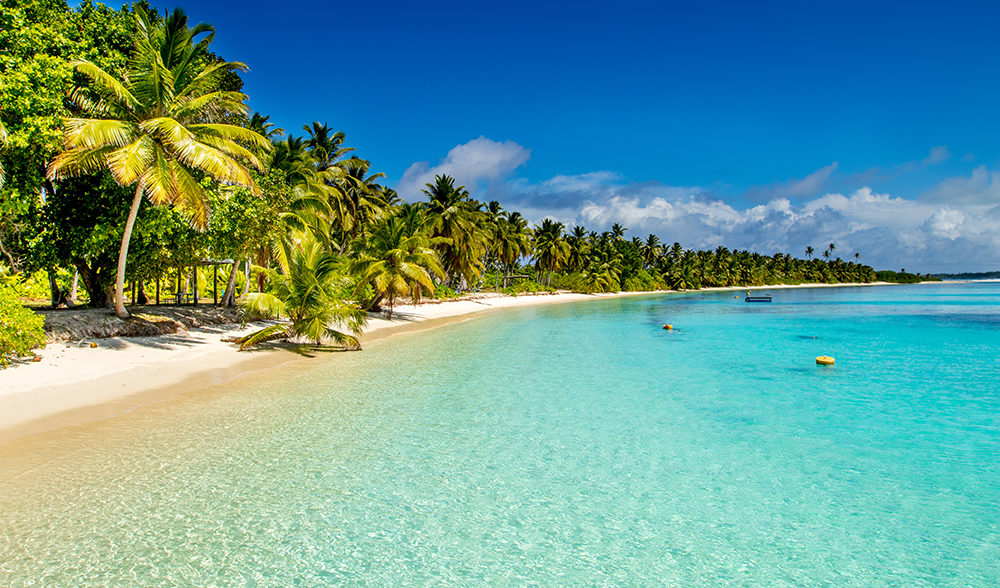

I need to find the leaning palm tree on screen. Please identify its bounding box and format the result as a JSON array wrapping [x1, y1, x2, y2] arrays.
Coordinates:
[[350, 216, 445, 318], [47, 8, 270, 318], [237, 233, 367, 349]]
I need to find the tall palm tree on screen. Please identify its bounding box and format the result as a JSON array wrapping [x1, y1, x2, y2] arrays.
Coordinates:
[[496, 211, 532, 287], [610, 223, 627, 241], [350, 215, 445, 318], [566, 225, 589, 272], [337, 156, 387, 247], [532, 219, 569, 285], [805, 246, 814, 259], [48, 7, 270, 318], [640, 234, 661, 269], [422, 175, 484, 287], [237, 233, 366, 349]]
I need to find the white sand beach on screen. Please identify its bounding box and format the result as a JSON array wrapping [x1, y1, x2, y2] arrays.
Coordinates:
[[0, 283, 890, 443]]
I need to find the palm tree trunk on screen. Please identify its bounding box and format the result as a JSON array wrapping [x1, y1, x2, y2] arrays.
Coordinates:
[[114, 182, 144, 318], [221, 261, 239, 306]]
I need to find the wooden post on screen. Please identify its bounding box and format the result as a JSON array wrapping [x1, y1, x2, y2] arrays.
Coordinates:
[[192, 265, 198, 306], [176, 267, 181, 304], [132, 281, 137, 306], [156, 276, 160, 305], [213, 264, 218, 305]]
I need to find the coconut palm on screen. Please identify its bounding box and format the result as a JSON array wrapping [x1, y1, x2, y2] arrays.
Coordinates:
[[496, 211, 532, 287], [640, 234, 662, 269], [805, 246, 814, 259], [337, 156, 387, 247], [303, 122, 353, 171], [532, 219, 569, 285], [350, 215, 445, 318], [237, 233, 366, 349], [47, 7, 270, 318], [422, 174, 484, 287]]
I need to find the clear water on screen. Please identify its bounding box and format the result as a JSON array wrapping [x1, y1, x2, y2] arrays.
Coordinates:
[[1, 283, 999, 585]]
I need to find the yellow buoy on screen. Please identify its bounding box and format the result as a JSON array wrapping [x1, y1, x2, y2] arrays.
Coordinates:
[[816, 356, 835, 366], [662, 324, 673, 330]]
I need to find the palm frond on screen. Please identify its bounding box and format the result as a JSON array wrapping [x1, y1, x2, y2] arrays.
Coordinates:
[[236, 324, 291, 350], [63, 118, 138, 149], [71, 60, 141, 111]]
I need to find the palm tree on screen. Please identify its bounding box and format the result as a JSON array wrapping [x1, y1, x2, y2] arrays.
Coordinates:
[[532, 219, 569, 285], [496, 211, 532, 287], [237, 233, 367, 349], [805, 246, 814, 259], [48, 8, 270, 318], [350, 216, 445, 318], [422, 175, 484, 287], [854, 252, 860, 262], [248, 113, 284, 141], [640, 234, 661, 269], [303, 122, 353, 171], [337, 156, 387, 247], [610, 223, 627, 241], [566, 225, 589, 272]]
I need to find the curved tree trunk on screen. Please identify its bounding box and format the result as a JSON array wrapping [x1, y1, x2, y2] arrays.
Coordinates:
[[114, 183, 144, 318], [221, 261, 239, 306]]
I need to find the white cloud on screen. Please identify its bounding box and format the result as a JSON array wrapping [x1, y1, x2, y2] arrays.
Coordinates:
[[396, 137, 530, 199]]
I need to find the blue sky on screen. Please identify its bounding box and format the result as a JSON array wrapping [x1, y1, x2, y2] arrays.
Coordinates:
[[120, 1, 1000, 271]]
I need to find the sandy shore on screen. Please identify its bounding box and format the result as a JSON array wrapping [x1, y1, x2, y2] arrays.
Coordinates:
[[0, 283, 889, 443]]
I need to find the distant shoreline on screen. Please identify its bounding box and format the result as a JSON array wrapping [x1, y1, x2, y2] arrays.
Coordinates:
[[0, 281, 897, 445]]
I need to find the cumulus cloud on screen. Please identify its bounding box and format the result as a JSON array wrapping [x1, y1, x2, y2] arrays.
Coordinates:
[[396, 137, 530, 199]]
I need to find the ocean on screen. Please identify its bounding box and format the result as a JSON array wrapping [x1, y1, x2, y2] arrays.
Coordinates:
[[1, 282, 998, 585]]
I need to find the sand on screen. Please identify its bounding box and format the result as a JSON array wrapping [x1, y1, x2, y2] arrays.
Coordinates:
[[0, 283, 891, 443]]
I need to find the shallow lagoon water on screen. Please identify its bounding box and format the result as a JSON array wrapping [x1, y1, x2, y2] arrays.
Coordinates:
[[1, 283, 999, 585]]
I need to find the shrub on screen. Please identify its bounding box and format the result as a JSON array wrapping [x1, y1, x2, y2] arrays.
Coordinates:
[[502, 280, 554, 296], [0, 283, 46, 367], [622, 269, 658, 292], [433, 284, 461, 300]]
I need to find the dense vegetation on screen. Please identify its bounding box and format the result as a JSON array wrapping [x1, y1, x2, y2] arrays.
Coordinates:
[[931, 271, 1000, 280], [0, 0, 885, 354], [876, 270, 941, 284]]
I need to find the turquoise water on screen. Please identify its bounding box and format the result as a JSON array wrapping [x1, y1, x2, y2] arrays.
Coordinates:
[[1, 283, 999, 585]]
